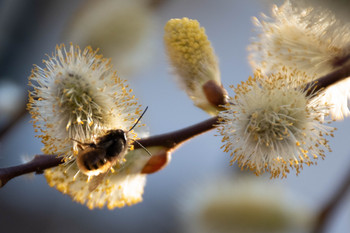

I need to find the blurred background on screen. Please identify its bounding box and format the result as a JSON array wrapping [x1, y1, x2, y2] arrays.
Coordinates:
[[0, 0, 350, 232]]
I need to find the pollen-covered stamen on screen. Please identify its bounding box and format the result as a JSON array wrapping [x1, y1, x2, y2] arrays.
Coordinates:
[[55, 72, 104, 133]]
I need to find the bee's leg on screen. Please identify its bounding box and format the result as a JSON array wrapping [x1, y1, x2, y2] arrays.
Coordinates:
[[73, 170, 80, 181], [88, 173, 107, 192], [64, 160, 76, 173], [77, 144, 84, 150]]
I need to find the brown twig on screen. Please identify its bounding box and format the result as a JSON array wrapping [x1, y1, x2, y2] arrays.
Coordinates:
[[304, 61, 350, 96], [1, 62, 350, 188], [0, 155, 62, 188], [0, 116, 219, 188], [311, 162, 350, 233], [136, 116, 218, 149]]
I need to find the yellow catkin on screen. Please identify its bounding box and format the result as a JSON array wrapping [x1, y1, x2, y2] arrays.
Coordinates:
[[164, 17, 222, 115]]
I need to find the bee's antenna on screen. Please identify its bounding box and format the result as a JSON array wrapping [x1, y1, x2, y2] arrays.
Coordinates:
[[128, 107, 151, 156], [129, 106, 148, 132], [132, 139, 152, 156]]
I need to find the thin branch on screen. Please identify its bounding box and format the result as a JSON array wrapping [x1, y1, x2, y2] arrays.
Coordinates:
[[311, 161, 350, 233], [1, 62, 350, 188], [332, 54, 350, 68], [0, 116, 219, 188], [136, 116, 218, 149], [304, 61, 350, 96], [0, 155, 62, 188]]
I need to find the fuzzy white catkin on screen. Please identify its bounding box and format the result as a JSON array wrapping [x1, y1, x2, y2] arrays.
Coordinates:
[[28, 44, 149, 209], [218, 69, 335, 178], [249, 0, 350, 120], [180, 176, 313, 233]]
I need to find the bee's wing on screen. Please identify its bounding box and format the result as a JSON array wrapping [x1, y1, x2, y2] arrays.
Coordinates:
[[88, 172, 107, 192]]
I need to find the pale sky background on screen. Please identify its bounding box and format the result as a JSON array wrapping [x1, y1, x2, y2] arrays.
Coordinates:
[[0, 0, 350, 232]]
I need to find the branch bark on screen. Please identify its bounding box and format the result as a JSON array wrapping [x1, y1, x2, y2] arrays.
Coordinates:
[[0, 116, 219, 188], [304, 61, 350, 96], [0, 155, 62, 188]]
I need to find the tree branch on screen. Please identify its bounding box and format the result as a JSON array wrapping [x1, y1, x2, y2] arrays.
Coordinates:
[[1, 62, 350, 188], [0, 155, 62, 188], [304, 61, 350, 96], [136, 116, 218, 149], [0, 116, 219, 188]]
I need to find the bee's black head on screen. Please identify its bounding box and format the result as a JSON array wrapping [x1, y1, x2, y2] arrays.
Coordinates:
[[106, 129, 127, 142]]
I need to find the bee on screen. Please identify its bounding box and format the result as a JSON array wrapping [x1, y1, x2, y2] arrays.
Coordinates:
[[73, 107, 149, 191]]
